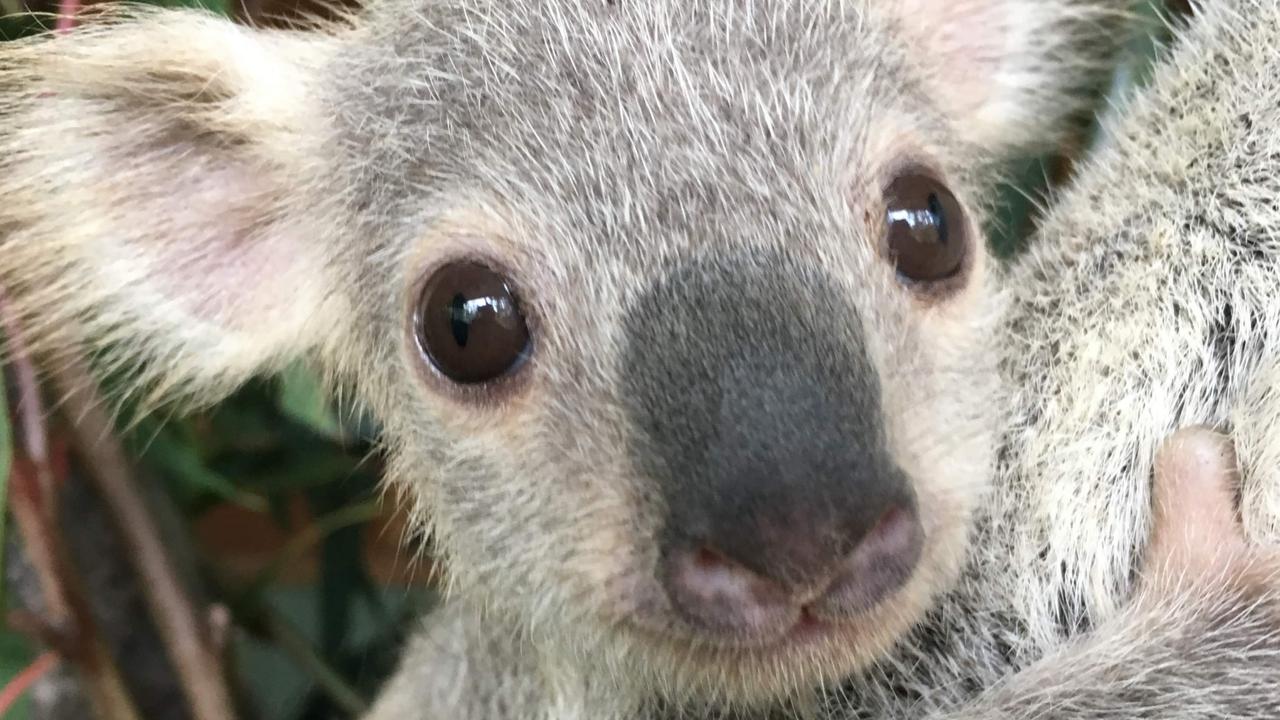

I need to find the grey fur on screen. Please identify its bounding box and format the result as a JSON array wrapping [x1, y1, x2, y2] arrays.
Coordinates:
[[838, 2, 1280, 718]]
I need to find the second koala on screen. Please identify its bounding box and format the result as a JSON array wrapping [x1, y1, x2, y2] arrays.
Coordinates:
[[838, 2, 1280, 718]]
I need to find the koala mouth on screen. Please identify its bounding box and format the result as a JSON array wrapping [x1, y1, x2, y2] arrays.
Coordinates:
[[787, 608, 834, 644]]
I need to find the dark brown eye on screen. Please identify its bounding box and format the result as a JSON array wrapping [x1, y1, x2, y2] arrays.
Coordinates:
[[415, 261, 531, 385], [884, 170, 968, 283]]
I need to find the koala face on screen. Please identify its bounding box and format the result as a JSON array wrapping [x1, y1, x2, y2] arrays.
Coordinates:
[[333, 1, 1002, 700], [0, 0, 1110, 708]]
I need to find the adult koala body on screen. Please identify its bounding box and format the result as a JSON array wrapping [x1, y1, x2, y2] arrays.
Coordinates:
[[0, 1, 1119, 718], [837, 1, 1280, 717]]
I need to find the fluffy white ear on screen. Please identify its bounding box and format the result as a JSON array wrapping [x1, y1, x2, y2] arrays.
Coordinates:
[[0, 9, 348, 404], [886, 0, 1125, 154]]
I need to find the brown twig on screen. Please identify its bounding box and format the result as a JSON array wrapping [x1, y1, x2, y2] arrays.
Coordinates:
[[0, 651, 60, 715], [254, 602, 368, 716], [1, 294, 142, 720], [51, 354, 238, 720], [6, 609, 72, 652], [3, 297, 53, 522], [22, 10, 234, 714], [8, 459, 74, 645]]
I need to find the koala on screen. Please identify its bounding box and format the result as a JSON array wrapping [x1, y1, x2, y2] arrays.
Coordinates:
[[0, 0, 1126, 718], [917, 427, 1280, 720], [829, 1, 1280, 717]]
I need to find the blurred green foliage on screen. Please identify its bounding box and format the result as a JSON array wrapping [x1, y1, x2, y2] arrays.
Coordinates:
[[0, 630, 33, 720], [123, 374, 428, 720], [0, 1, 1186, 718], [986, 1, 1183, 259]]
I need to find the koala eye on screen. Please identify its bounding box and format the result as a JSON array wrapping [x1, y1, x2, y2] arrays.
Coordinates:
[[883, 170, 968, 283], [414, 261, 531, 385]]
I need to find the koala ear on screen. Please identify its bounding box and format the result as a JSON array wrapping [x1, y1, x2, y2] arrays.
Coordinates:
[[886, 0, 1123, 154], [0, 9, 349, 404]]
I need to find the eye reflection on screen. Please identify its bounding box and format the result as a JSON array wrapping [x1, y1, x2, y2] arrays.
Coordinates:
[[416, 261, 532, 385], [886, 203, 944, 242], [883, 171, 967, 283], [449, 294, 518, 347]]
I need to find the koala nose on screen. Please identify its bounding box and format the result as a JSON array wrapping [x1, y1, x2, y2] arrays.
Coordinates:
[[662, 504, 921, 636], [622, 253, 924, 638], [656, 362, 922, 635]]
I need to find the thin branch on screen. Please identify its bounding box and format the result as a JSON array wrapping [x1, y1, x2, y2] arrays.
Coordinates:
[[259, 606, 368, 716], [0, 293, 142, 720], [245, 500, 381, 597], [50, 354, 238, 720], [2, 294, 53, 520], [0, 652, 59, 715], [6, 609, 73, 654], [207, 562, 368, 716], [14, 7, 231, 719], [8, 461, 74, 643]]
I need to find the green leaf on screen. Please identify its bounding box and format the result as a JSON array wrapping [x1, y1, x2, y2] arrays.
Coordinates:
[[137, 423, 267, 512], [0, 629, 34, 720], [278, 364, 343, 441]]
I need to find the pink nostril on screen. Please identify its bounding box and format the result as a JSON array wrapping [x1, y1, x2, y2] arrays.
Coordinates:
[[661, 504, 924, 638], [663, 545, 794, 636], [693, 547, 721, 570], [817, 505, 923, 615]]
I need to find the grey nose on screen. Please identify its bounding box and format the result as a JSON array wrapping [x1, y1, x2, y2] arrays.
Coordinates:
[[622, 252, 922, 636], [657, 361, 922, 634]]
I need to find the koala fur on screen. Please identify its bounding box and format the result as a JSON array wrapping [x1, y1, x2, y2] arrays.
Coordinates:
[[0, 0, 1203, 718], [833, 1, 1280, 717], [918, 428, 1280, 720]]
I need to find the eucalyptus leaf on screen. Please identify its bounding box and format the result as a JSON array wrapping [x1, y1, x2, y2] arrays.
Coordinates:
[[139, 425, 267, 512], [278, 364, 343, 441]]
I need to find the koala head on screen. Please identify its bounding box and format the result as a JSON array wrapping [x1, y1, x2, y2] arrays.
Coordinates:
[[0, 0, 1115, 708]]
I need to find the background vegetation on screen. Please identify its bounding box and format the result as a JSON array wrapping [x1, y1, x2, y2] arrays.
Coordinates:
[[0, 2, 1191, 718]]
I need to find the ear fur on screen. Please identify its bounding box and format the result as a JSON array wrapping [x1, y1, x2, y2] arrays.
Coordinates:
[[884, 0, 1128, 155], [0, 8, 349, 405]]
